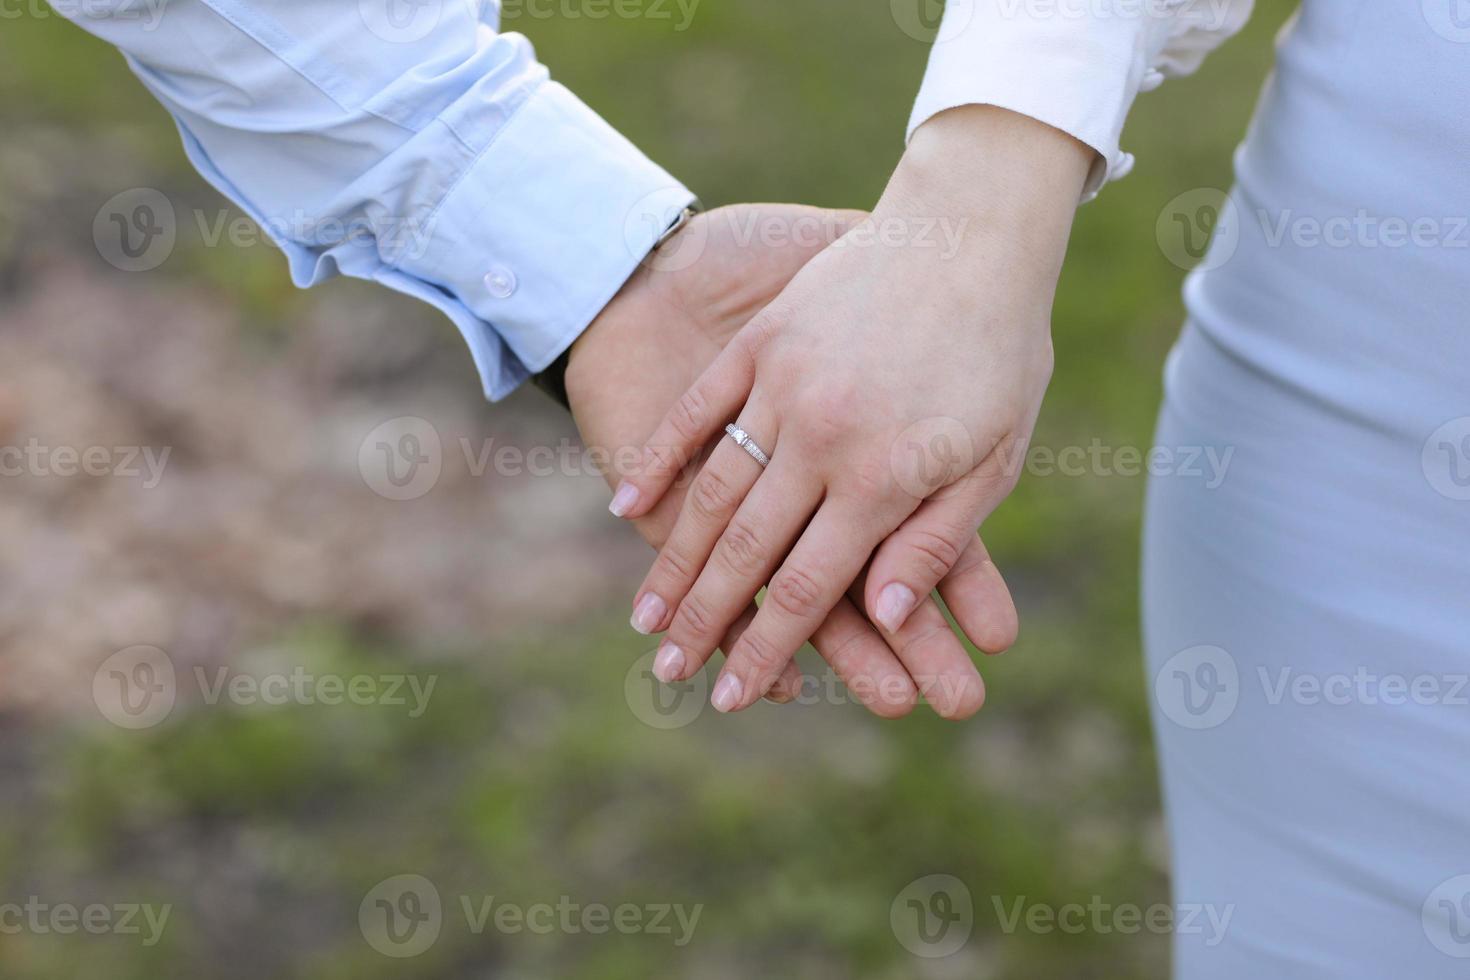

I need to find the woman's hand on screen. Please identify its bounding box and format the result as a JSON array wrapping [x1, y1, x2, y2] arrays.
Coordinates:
[[611, 108, 1092, 714], [568, 201, 1020, 717]]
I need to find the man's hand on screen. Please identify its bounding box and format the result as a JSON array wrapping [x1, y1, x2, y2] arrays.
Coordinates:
[[567, 203, 1018, 718]]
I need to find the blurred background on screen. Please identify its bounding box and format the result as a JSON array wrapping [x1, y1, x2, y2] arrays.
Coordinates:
[[0, 1, 1294, 976]]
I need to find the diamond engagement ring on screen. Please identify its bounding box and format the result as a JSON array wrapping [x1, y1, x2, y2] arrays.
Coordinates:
[[725, 423, 771, 468]]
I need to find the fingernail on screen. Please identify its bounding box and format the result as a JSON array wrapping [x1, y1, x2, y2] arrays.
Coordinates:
[[876, 583, 918, 633], [608, 482, 640, 517], [711, 673, 743, 713], [630, 593, 666, 635], [763, 684, 795, 705], [652, 642, 685, 682]]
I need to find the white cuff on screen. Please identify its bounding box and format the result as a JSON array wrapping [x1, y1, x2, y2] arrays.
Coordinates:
[[907, 0, 1253, 201]]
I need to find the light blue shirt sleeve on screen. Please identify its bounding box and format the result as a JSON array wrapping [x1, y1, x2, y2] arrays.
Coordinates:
[[55, 0, 697, 400]]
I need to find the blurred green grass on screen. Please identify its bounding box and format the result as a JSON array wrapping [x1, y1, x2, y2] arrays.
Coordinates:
[[0, 1, 1296, 976]]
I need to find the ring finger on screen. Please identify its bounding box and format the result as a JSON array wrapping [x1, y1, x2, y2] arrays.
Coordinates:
[[631, 406, 778, 642]]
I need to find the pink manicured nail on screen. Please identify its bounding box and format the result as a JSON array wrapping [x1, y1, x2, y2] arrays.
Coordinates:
[[652, 643, 685, 682], [876, 583, 918, 633], [608, 482, 640, 517], [711, 674, 743, 713], [631, 593, 666, 635]]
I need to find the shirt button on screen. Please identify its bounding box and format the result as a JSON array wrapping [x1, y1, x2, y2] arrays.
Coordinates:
[[1140, 68, 1165, 92], [483, 265, 517, 299]]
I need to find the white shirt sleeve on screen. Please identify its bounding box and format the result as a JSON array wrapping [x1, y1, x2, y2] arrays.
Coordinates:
[[52, 0, 695, 400], [908, 0, 1255, 200]]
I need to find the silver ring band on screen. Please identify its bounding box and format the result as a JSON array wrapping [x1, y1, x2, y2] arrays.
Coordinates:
[[725, 423, 771, 468]]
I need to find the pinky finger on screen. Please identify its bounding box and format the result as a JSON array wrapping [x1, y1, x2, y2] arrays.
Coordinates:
[[722, 603, 805, 704], [660, 601, 804, 703], [937, 536, 1019, 655]]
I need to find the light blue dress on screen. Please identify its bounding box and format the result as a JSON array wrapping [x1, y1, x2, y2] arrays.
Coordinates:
[[1144, 1, 1470, 975]]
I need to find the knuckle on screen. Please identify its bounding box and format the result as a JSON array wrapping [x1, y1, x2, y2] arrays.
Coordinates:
[[743, 306, 788, 353], [945, 541, 988, 581], [654, 544, 696, 585], [643, 442, 685, 479], [669, 388, 709, 443], [903, 527, 964, 581], [673, 593, 717, 640], [843, 455, 903, 505], [716, 519, 769, 578], [689, 468, 734, 522], [896, 622, 954, 665], [767, 564, 828, 619], [795, 383, 863, 449], [816, 632, 863, 677], [809, 380, 864, 422], [731, 628, 784, 675]]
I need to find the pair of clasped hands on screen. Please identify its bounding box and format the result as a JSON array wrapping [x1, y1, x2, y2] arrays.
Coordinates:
[[569, 106, 1093, 719]]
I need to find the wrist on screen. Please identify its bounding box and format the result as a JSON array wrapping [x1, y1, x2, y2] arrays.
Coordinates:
[[564, 270, 639, 418], [566, 202, 702, 413], [881, 105, 1091, 268]]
